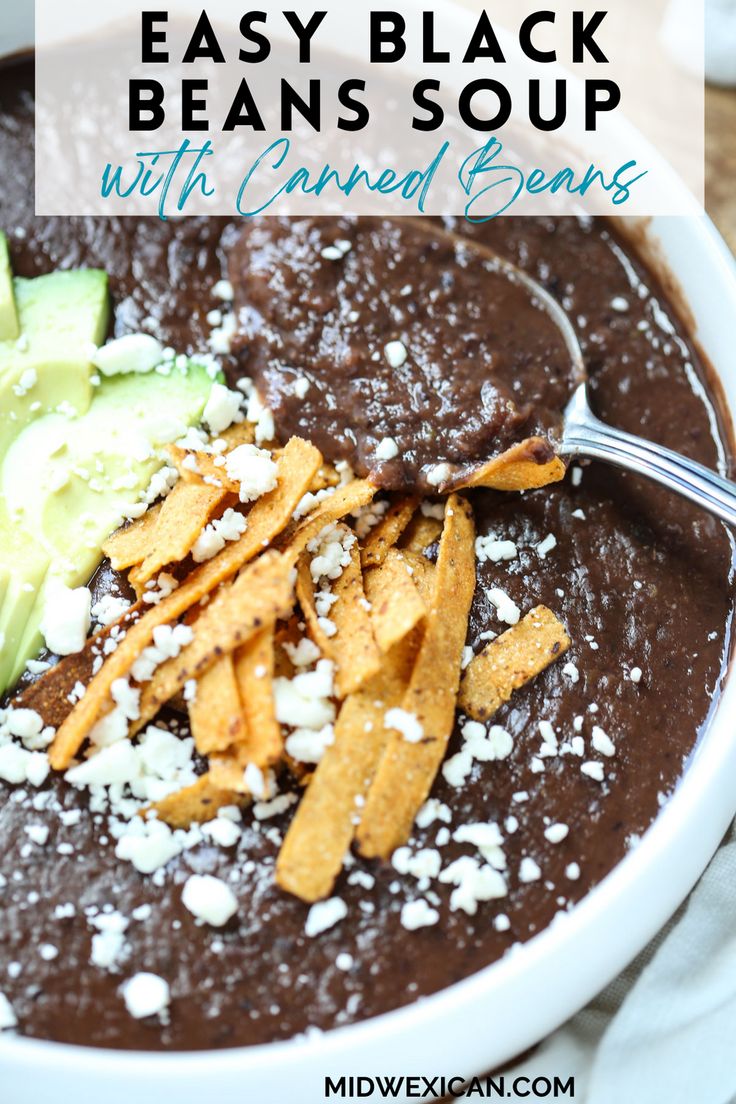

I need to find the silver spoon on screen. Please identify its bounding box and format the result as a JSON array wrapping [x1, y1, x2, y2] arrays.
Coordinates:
[[407, 219, 735, 520], [499, 251, 736, 529]]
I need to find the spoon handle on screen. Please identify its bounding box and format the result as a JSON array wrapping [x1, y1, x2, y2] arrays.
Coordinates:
[[561, 384, 736, 529]]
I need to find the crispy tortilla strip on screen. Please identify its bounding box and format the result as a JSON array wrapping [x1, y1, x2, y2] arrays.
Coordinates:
[[322, 541, 381, 697], [276, 634, 417, 902], [356, 494, 476, 859], [400, 512, 443, 555], [449, 438, 566, 493], [49, 438, 320, 770], [279, 479, 376, 565], [129, 480, 229, 588], [169, 422, 257, 489], [208, 749, 252, 794], [169, 443, 239, 493], [459, 605, 570, 721], [14, 603, 143, 728], [295, 558, 334, 658], [132, 551, 294, 735], [365, 549, 426, 654], [188, 654, 246, 755], [102, 503, 163, 571], [233, 626, 282, 767], [361, 496, 418, 568], [311, 463, 341, 492], [394, 548, 436, 604], [296, 536, 381, 698], [148, 773, 245, 828]]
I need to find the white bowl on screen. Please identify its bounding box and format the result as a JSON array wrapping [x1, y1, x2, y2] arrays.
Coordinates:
[[2, 6, 736, 1103]]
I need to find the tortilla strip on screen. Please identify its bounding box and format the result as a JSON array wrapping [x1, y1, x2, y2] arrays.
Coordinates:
[[365, 549, 426, 654], [188, 654, 246, 755], [132, 551, 294, 735], [296, 538, 381, 698], [449, 438, 566, 493], [102, 503, 163, 571], [356, 494, 476, 859], [233, 626, 282, 767], [393, 548, 436, 604], [169, 443, 239, 493], [148, 773, 245, 828], [400, 512, 443, 555], [295, 557, 334, 657], [459, 605, 570, 721], [311, 463, 341, 492], [276, 634, 418, 902], [14, 602, 143, 728], [279, 479, 377, 566], [207, 750, 250, 793], [129, 480, 229, 588], [49, 438, 319, 770], [361, 496, 418, 568]]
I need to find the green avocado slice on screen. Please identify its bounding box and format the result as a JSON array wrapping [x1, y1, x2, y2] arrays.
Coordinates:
[[0, 360, 216, 693], [0, 268, 109, 454], [0, 233, 19, 341]]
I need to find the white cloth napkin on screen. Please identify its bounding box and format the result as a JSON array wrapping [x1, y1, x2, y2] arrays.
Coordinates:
[[503, 821, 736, 1103]]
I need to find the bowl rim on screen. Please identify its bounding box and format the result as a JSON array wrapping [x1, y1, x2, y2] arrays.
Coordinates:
[[1, 0, 736, 1086]]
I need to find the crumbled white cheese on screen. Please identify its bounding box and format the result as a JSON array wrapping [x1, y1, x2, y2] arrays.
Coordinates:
[[536, 533, 557, 559], [120, 972, 170, 1019], [91, 593, 131, 628], [212, 278, 234, 301], [243, 763, 276, 800], [591, 725, 616, 757], [475, 536, 517, 563], [519, 856, 542, 883], [385, 708, 424, 744], [282, 637, 322, 669], [285, 724, 335, 764], [415, 799, 452, 829], [629, 666, 643, 684], [485, 587, 520, 626], [544, 823, 569, 844], [307, 524, 355, 583], [192, 507, 247, 562], [182, 874, 238, 927], [305, 897, 348, 937], [392, 847, 442, 881], [581, 760, 605, 782], [0, 744, 50, 787], [92, 334, 163, 377], [384, 340, 407, 368], [40, 582, 92, 655], [245, 389, 275, 444], [375, 437, 399, 461], [90, 911, 129, 971], [562, 661, 580, 684], [400, 899, 440, 930], [274, 660, 336, 731], [203, 383, 242, 434], [225, 444, 278, 503], [201, 816, 242, 847], [439, 856, 507, 914], [425, 462, 452, 488]]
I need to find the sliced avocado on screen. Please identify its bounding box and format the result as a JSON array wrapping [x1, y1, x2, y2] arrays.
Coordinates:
[[0, 510, 51, 693], [0, 269, 109, 453], [0, 233, 19, 341], [0, 361, 214, 692]]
